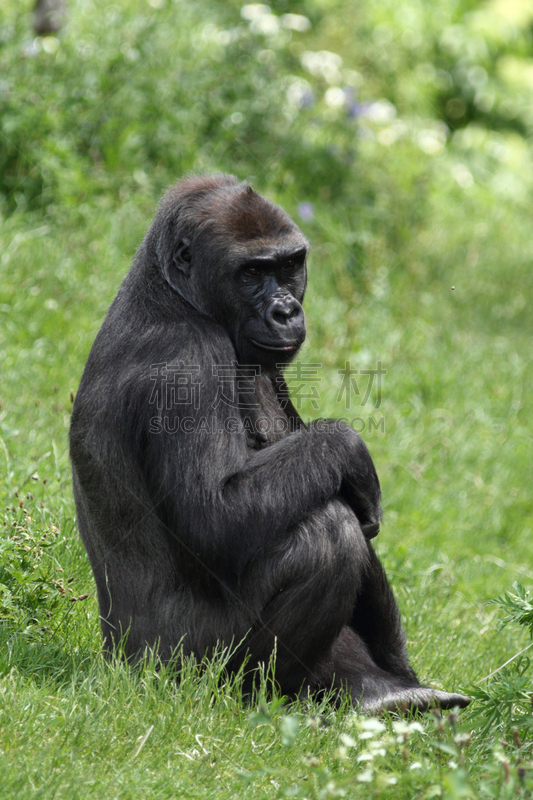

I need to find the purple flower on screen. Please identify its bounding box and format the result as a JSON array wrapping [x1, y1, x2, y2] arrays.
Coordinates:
[[342, 86, 365, 119], [350, 101, 371, 119], [298, 202, 314, 221]]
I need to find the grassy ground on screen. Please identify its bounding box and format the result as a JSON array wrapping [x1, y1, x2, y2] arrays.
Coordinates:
[[1, 0, 533, 797]]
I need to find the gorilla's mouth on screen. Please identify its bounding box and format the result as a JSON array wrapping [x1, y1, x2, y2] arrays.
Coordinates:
[[250, 339, 301, 353]]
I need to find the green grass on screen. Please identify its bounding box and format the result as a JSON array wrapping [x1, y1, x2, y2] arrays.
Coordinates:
[[1, 0, 533, 796]]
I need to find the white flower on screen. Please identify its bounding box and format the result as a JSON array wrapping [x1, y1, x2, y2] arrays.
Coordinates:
[[418, 127, 446, 155], [339, 733, 357, 748], [392, 720, 424, 735], [324, 87, 345, 108], [301, 50, 343, 84], [452, 164, 474, 188], [286, 78, 313, 107], [251, 14, 280, 35], [359, 718, 386, 734], [281, 14, 310, 32], [241, 4, 270, 20], [364, 100, 396, 123]]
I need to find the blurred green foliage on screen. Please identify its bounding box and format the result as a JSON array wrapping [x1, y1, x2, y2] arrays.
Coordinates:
[[2, 0, 533, 216], [2, 0, 533, 319]]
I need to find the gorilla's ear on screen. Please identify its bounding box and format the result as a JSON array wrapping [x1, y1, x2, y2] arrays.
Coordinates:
[[161, 237, 191, 292], [173, 238, 192, 276], [160, 236, 205, 313]]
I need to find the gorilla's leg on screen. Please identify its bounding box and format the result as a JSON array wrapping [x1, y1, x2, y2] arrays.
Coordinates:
[[349, 543, 418, 681], [230, 500, 369, 695], [313, 626, 470, 713], [329, 544, 471, 712]]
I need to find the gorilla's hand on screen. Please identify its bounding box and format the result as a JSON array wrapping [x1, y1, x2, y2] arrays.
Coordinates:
[[335, 421, 382, 539], [341, 476, 381, 539]]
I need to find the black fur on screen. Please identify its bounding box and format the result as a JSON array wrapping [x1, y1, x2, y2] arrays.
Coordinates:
[[70, 174, 469, 712]]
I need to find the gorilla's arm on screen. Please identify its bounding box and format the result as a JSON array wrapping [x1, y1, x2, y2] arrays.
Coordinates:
[[275, 374, 382, 540], [142, 354, 379, 589]]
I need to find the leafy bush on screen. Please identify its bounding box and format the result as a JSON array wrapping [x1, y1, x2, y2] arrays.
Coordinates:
[[240, 699, 533, 798], [3, 0, 533, 223], [469, 584, 533, 747], [0, 2, 361, 213], [0, 494, 74, 632]]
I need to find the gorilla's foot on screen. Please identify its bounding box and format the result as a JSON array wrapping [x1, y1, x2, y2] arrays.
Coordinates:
[[359, 686, 470, 715]]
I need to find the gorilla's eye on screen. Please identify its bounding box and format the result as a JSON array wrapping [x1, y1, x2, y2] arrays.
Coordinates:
[[282, 258, 298, 273], [243, 266, 260, 278]]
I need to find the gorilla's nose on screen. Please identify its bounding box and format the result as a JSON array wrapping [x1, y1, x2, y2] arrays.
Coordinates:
[[266, 296, 304, 331]]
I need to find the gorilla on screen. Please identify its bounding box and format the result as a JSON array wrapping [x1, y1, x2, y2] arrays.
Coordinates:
[[70, 174, 469, 713]]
